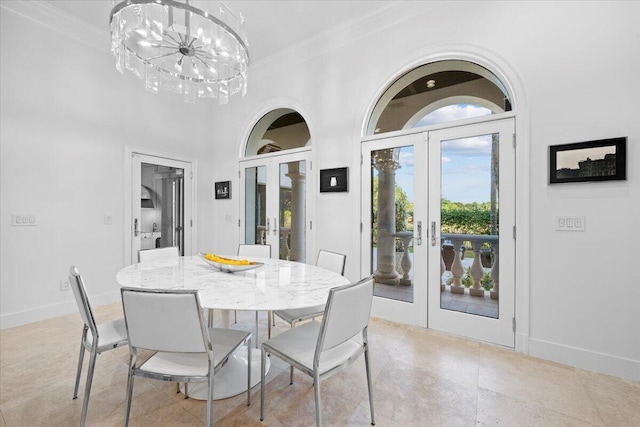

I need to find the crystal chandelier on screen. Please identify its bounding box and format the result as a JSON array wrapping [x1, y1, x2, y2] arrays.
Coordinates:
[[110, 0, 249, 104]]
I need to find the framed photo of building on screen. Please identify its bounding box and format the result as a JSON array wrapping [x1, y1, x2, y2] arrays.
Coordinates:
[[215, 181, 231, 199], [549, 137, 627, 184]]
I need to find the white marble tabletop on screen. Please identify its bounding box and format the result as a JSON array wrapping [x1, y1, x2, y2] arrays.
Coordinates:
[[116, 255, 350, 311]]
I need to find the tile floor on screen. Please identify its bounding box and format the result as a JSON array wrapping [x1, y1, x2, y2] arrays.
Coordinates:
[[1, 303, 639, 426]]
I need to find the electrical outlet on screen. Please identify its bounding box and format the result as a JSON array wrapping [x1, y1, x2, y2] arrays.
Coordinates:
[[104, 215, 113, 225], [60, 280, 70, 291]]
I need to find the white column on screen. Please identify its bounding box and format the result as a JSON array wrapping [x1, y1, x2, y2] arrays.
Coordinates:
[[373, 150, 400, 285], [286, 163, 306, 262]]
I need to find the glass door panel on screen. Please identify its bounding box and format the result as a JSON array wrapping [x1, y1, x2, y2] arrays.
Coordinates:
[[361, 132, 426, 327], [279, 160, 306, 262], [428, 118, 515, 347], [439, 134, 499, 319], [370, 146, 414, 303], [244, 165, 267, 245], [130, 153, 192, 264]]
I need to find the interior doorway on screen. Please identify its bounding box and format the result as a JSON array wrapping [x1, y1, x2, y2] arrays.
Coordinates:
[[125, 150, 194, 264]]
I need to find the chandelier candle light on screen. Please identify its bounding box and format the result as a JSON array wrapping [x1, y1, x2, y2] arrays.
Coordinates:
[[110, 0, 249, 103]]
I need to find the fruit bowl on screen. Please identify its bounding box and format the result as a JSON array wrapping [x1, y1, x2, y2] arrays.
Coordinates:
[[198, 253, 264, 273]]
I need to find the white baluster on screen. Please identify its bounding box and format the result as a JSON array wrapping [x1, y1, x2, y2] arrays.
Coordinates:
[[469, 240, 485, 297], [490, 242, 499, 300], [449, 238, 465, 294]]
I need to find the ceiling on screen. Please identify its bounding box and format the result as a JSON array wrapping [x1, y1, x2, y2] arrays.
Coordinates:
[[44, 0, 393, 65]]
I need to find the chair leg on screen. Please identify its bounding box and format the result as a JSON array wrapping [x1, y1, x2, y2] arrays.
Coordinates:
[[73, 336, 86, 399], [260, 347, 266, 421], [184, 383, 189, 399], [123, 365, 135, 427], [267, 311, 272, 339], [364, 346, 376, 425], [255, 311, 259, 348], [290, 365, 294, 385], [207, 375, 214, 427], [247, 337, 251, 406], [79, 347, 97, 427], [313, 372, 322, 427], [234, 310, 237, 324]]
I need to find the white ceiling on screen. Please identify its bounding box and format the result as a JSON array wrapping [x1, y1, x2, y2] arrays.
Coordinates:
[[44, 0, 393, 64]]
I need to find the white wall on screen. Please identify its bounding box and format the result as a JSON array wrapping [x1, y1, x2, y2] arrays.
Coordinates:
[[1, 1, 638, 381], [206, 1, 640, 380], [0, 4, 218, 327]]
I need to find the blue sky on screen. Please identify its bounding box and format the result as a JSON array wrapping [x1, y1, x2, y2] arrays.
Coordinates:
[[391, 104, 495, 205]]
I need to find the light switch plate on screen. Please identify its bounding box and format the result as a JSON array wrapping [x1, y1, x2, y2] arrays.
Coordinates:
[[555, 216, 586, 231], [11, 215, 37, 226]]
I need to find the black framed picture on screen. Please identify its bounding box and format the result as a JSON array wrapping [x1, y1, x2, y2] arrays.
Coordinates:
[[549, 137, 627, 184], [319, 167, 348, 192], [215, 181, 231, 199]]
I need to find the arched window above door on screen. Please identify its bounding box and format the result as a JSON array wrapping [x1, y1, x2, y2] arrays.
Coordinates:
[[366, 60, 512, 136], [245, 108, 311, 157]]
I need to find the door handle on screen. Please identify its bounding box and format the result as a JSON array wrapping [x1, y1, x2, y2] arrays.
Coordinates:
[[134, 218, 139, 237], [416, 221, 422, 245], [273, 218, 277, 235], [431, 221, 437, 246], [266, 217, 270, 235]]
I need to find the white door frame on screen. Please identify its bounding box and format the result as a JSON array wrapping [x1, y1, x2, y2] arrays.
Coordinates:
[[427, 118, 515, 347], [361, 132, 427, 327], [360, 114, 517, 346], [239, 148, 315, 261], [124, 146, 197, 265]]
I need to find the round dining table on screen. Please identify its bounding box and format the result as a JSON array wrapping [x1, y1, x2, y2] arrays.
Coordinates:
[[116, 254, 349, 399]]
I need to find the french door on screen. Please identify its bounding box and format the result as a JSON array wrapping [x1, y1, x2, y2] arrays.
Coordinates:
[[240, 149, 314, 262], [128, 152, 193, 264], [362, 117, 515, 346]]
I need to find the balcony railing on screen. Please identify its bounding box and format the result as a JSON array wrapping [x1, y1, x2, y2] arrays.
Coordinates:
[[390, 232, 500, 300]]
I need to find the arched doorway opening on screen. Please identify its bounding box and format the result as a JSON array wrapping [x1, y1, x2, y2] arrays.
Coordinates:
[[240, 108, 313, 262], [362, 59, 516, 346]]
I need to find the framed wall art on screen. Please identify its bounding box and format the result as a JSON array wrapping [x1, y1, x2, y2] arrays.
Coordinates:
[[319, 167, 348, 192], [215, 181, 231, 199], [549, 137, 627, 184]]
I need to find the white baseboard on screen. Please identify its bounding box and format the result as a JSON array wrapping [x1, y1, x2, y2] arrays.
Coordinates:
[[528, 337, 640, 382], [0, 291, 120, 330]]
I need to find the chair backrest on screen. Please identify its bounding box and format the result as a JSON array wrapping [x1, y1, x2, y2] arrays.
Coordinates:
[[237, 244, 271, 258], [138, 246, 180, 262], [69, 266, 98, 335], [121, 288, 209, 353], [316, 250, 346, 276], [316, 276, 374, 354]]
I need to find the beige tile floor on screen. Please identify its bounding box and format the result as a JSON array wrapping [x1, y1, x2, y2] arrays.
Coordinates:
[[1, 303, 639, 426]]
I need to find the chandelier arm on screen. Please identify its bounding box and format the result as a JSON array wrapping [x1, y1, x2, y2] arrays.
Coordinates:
[[194, 55, 214, 71], [162, 31, 183, 47], [193, 50, 214, 60], [146, 52, 180, 62]]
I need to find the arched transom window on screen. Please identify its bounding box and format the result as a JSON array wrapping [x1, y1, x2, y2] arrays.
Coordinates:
[[245, 108, 310, 157], [366, 60, 512, 136]]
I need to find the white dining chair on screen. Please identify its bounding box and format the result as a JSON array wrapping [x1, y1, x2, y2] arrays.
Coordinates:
[[236, 244, 271, 346], [270, 250, 346, 338], [69, 266, 128, 427], [260, 275, 375, 427], [121, 287, 252, 427], [138, 246, 180, 262]]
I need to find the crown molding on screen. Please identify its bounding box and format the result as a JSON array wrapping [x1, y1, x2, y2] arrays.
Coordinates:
[[1, 0, 110, 53], [249, 1, 446, 81]]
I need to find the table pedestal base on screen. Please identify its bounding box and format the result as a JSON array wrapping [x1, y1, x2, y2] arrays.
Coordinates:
[[179, 347, 269, 400]]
